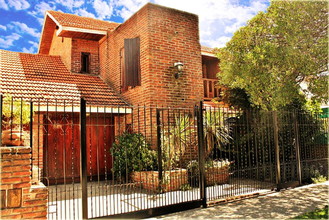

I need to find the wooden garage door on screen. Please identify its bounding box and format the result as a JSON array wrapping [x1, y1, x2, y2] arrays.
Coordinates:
[[43, 113, 114, 185]]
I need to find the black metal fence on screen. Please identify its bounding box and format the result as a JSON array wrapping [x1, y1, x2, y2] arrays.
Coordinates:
[[0, 95, 328, 219]]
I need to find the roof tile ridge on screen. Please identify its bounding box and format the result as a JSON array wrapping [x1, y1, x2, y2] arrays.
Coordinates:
[[0, 50, 60, 58], [47, 10, 120, 25]]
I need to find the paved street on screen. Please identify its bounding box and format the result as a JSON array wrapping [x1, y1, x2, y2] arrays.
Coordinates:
[[148, 181, 329, 219]]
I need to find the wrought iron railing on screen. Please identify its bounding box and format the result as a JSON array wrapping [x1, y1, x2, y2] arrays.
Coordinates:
[[0, 95, 328, 219]]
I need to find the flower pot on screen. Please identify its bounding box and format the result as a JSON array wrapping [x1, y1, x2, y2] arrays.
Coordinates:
[[205, 167, 229, 186], [1, 129, 25, 146], [131, 169, 188, 192]]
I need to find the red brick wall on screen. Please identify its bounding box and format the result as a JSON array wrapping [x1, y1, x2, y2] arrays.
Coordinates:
[[100, 3, 151, 105], [0, 147, 48, 219], [71, 38, 100, 75], [100, 3, 203, 107], [147, 4, 203, 107], [49, 33, 72, 71], [32, 114, 44, 183]]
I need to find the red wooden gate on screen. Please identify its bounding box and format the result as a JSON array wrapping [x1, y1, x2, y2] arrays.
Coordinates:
[[43, 113, 114, 185]]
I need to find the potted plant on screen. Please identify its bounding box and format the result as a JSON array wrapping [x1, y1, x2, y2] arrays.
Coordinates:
[[187, 159, 232, 187], [205, 159, 232, 186], [110, 132, 157, 183], [158, 114, 196, 192], [111, 114, 195, 193], [1, 95, 31, 146]]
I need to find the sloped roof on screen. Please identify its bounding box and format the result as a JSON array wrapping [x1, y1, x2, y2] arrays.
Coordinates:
[[47, 10, 120, 32], [0, 50, 127, 106], [39, 11, 121, 54], [201, 45, 214, 53]]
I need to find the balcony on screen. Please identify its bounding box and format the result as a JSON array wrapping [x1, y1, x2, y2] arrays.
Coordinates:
[[203, 78, 221, 101]]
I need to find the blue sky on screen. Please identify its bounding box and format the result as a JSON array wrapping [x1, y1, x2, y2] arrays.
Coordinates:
[[0, 0, 270, 54]]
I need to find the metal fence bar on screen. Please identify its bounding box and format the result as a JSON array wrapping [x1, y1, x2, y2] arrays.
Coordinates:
[[273, 111, 281, 187], [293, 111, 302, 185], [1, 96, 328, 219], [156, 108, 163, 193], [80, 98, 88, 219], [197, 102, 206, 208]]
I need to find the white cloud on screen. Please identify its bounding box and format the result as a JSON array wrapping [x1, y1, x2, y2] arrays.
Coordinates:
[[93, 0, 114, 20], [22, 47, 35, 53], [8, 22, 41, 38], [28, 2, 56, 17], [75, 8, 96, 18], [22, 40, 38, 53], [27, 2, 56, 25], [113, 0, 149, 20], [150, 0, 269, 48], [0, 24, 7, 31], [203, 36, 231, 48], [54, 0, 84, 11], [28, 40, 38, 48], [0, 0, 8, 10], [7, 0, 30, 10], [0, 33, 21, 48]]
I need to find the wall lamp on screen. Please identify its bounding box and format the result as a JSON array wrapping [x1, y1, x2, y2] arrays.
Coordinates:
[[174, 62, 184, 79]]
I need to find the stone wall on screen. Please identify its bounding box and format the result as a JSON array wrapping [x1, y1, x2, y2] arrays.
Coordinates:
[[0, 147, 48, 219]]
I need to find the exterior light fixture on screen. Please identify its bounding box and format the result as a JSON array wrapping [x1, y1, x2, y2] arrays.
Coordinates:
[[174, 62, 184, 79]]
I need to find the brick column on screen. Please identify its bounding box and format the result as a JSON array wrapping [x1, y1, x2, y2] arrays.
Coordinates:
[[0, 147, 48, 219], [32, 114, 44, 182]]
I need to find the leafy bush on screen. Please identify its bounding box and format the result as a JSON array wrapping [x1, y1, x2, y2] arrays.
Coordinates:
[[205, 159, 231, 171], [311, 170, 327, 184], [2, 94, 31, 129], [187, 159, 231, 173], [110, 132, 157, 181], [186, 159, 232, 187], [179, 184, 191, 191]]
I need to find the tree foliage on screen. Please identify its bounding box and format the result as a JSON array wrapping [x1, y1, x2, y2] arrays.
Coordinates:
[[216, 1, 328, 110]]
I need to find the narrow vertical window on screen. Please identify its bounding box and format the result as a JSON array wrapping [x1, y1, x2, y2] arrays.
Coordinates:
[[124, 37, 141, 87], [81, 52, 90, 73]]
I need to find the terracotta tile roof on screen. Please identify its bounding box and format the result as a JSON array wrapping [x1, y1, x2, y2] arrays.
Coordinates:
[[0, 50, 127, 106], [47, 10, 120, 31], [201, 45, 215, 53]]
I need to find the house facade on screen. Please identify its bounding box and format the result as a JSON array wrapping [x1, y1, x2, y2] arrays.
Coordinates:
[[0, 2, 222, 190], [37, 2, 221, 107]]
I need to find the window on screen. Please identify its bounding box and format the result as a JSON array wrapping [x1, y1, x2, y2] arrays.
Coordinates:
[[121, 37, 141, 91], [81, 52, 90, 73]]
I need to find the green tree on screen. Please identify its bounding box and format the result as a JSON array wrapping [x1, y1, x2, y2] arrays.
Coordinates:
[[216, 1, 328, 110]]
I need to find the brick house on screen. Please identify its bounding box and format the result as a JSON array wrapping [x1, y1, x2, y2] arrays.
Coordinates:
[[1, 3, 221, 184]]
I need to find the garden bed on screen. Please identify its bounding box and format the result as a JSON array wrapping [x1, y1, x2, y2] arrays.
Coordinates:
[[131, 169, 188, 192], [205, 167, 229, 186]]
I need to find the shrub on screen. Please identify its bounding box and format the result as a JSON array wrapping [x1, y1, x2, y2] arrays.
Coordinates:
[[311, 169, 327, 184], [186, 159, 232, 187], [2, 94, 31, 129], [110, 132, 157, 181]]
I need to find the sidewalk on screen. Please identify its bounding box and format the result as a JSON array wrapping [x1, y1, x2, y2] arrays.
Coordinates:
[[148, 182, 329, 219]]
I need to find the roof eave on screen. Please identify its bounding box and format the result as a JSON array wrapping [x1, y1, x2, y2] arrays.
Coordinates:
[[37, 11, 49, 54], [39, 11, 108, 54], [201, 51, 217, 58], [57, 26, 107, 37]]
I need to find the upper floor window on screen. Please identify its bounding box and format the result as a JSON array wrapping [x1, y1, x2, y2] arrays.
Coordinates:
[[121, 37, 141, 92], [81, 52, 90, 73]]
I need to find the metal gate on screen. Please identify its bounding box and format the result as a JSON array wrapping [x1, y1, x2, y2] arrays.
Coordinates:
[[1, 96, 327, 219]]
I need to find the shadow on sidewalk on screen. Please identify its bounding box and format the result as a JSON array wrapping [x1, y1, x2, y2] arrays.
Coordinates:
[[149, 182, 329, 219]]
